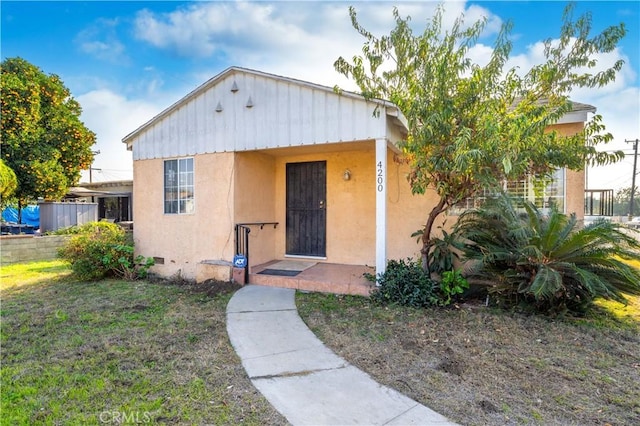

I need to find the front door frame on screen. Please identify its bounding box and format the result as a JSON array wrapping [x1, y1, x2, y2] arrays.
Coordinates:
[[285, 160, 327, 258]]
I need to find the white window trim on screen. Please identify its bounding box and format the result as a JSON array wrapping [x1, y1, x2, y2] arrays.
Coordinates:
[[163, 157, 195, 215], [449, 168, 567, 215]]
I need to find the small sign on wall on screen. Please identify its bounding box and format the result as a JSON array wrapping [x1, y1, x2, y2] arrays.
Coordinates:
[[233, 254, 247, 268]]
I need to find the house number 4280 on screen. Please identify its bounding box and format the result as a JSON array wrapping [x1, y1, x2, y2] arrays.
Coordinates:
[[376, 161, 384, 192]]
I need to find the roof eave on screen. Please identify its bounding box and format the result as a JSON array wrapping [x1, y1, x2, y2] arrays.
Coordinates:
[[556, 108, 596, 125], [121, 66, 394, 147], [122, 66, 240, 146], [384, 104, 409, 135]]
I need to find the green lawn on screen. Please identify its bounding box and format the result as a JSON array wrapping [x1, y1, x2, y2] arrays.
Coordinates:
[[591, 257, 640, 325], [1, 260, 285, 425], [3, 258, 637, 425]]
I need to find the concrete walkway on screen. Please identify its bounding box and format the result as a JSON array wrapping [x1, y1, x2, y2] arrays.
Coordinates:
[[226, 285, 457, 425]]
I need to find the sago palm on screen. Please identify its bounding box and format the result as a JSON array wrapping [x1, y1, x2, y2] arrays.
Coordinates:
[[455, 194, 640, 315]]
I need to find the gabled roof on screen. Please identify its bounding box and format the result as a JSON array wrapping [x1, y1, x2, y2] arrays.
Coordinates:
[[568, 101, 596, 113], [506, 97, 596, 126], [121, 66, 594, 158], [556, 100, 596, 124], [122, 66, 406, 146]]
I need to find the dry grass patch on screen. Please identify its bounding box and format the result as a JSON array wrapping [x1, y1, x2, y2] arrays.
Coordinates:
[[297, 292, 640, 426], [1, 260, 286, 425]]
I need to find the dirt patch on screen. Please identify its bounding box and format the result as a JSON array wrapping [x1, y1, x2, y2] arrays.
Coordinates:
[[184, 279, 242, 297], [437, 346, 465, 376], [297, 293, 640, 426], [148, 274, 243, 298]]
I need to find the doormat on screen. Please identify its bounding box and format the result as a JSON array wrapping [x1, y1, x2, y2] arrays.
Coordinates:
[[257, 269, 301, 277], [268, 260, 316, 272]]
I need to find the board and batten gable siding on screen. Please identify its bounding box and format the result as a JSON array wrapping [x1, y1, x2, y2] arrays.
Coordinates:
[[127, 68, 391, 160]]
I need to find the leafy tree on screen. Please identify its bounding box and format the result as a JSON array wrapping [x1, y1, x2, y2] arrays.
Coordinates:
[[335, 4, 625, 274], [455, 194, 640, 315], [0, 159, 18, 207], [613, 186, 640, 216], [1, 57, 96, 218]]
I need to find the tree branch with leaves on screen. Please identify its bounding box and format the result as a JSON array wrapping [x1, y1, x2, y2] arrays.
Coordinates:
[[335, 3, 625, 274], [1, 57, 96, 220]]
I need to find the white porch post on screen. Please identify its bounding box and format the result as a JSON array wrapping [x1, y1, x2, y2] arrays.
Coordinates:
[[375, 138, 387, 275]]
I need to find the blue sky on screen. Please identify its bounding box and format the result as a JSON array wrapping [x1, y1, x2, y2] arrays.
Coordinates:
[[2, 1, 639, 190]]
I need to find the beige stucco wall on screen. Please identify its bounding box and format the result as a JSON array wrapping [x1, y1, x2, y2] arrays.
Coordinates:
[[269, 143, 439, 267], [234, 152, 278, 267], [387, 157, 447, 260], [134, 120, 586, 280], [272, 146, 376, 265], [549, 122, 586, 220], [566, 168, 585, 220], [133, 144, 426, 278], [133, 153, 236, 280]]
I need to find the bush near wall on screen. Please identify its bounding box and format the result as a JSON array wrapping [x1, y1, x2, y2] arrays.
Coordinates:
[[58, 222, 152, 280]]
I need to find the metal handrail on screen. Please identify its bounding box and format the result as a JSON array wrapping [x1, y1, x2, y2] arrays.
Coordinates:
[[234, 222, 279, 283], [235, 222, 279, 229]]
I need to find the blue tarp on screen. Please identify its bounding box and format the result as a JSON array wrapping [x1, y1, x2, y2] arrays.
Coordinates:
[[1, 206, 40, 227]]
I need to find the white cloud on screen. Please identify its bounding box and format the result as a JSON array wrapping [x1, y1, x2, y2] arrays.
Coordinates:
[[464, 4, 503, 35], [131, 1, 502, 89], [75, 18, 128, 64], [467, 43, 495, 67], [76, 89, 162, 182], [77, 0, 637, 191], [134, 1, 310, 58], [583, 85, 640, 191]]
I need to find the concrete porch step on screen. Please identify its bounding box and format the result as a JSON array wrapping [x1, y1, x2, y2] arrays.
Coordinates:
[[249, 261, 375, 296]]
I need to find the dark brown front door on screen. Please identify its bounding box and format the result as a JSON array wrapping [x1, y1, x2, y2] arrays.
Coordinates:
[[286, 161, 326, 257]]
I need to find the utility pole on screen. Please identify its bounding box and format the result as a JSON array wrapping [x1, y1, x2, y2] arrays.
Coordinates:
[[89, 168, 102, 183], [89, 150, 101, 184], [627, 139, 639, 220]]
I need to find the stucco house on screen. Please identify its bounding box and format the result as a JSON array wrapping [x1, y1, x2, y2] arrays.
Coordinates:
[[122, 67, 590, 293]]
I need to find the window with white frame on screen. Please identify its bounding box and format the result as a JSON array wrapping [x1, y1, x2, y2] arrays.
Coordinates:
[[450, 168, 566, 214], [164, 158, 194, 214], [540, 168, 565, 213]]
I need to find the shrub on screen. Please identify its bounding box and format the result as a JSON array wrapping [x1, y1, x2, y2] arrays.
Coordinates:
[[367, 258, 440, 308], [50, 225, 84, 235], [101, 244, 155, 281], [58, 222, 153, 280], [440, 269, 469, 305], [455, 194, 640, 315], [412, 226, 463, 275]]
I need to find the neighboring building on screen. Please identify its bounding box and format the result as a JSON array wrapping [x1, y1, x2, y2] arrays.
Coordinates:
[[67, 180, 133, 223], [122, 67, 590, 283]]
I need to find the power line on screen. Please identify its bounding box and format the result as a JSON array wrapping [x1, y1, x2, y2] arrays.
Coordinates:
[[599, 174, 632, 189]]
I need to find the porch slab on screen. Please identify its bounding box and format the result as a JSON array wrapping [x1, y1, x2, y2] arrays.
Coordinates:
[[249, 261, 375, 296]]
